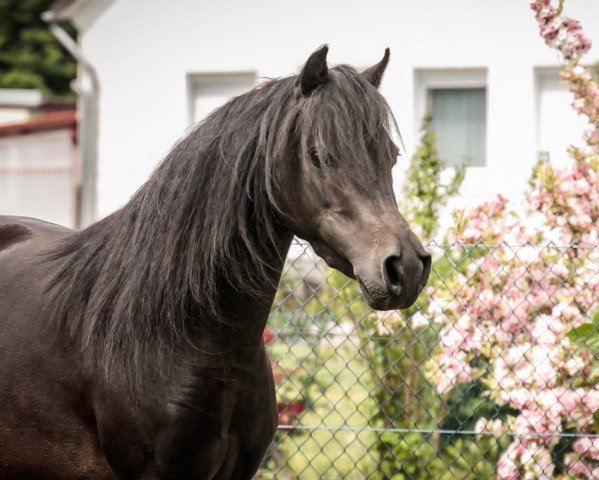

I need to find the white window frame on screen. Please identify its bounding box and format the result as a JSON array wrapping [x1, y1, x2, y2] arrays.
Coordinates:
[[413, 68, 488, 168], [533, 65, 587, 166], [186, 71, 257, 126]]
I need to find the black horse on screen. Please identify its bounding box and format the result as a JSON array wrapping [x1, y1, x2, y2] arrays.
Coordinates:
[[0, 46, 430, 479]]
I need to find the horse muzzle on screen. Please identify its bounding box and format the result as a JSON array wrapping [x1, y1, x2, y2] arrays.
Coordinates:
[[355, 244, 431, 311]]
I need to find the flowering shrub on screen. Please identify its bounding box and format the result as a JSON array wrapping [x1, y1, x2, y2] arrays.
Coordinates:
[[425, 2, 599, 478], [429, 201, 598, 478], [531, 0, 591, 61]]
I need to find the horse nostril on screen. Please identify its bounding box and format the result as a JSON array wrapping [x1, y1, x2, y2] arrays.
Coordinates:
[[384, 255, 404, 288], [419, 252, 432, 288]]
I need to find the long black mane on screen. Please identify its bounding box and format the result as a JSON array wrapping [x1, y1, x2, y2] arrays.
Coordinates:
[[46, 65, 397, 385]]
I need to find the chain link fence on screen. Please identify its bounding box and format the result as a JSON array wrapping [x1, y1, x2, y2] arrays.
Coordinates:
[[258, 239, 599, 479]]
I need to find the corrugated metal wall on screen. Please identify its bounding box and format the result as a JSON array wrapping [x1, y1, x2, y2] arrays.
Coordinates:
[[0, 129, 78, 227]]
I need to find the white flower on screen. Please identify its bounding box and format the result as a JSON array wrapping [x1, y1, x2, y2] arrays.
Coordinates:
[[563, 356, 585, 376], [410, 311, 429, 330]]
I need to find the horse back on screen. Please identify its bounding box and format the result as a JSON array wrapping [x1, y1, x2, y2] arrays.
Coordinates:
[[0, 214, 72, 249], [0, 215, 73, 316]]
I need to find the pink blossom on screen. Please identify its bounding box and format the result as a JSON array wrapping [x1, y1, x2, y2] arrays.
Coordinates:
[[474, 417, 487, 434], [563, 356, 585, 376], [532, 0, 592, 60], [509, 388, 535, 410], [530, 315, 559, 344], [574, 437, 599, 461], [555, 388, 582, 415], [498, 444, 520, 480], [566, 455, 592, 477], [410, 311, 429, 330], [585, 390, 599, 412], [425, 6, 599, 478]]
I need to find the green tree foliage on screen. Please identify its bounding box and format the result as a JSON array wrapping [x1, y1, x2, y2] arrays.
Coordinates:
[[400, 114, 466, 240], [0, 0, 75, 97]]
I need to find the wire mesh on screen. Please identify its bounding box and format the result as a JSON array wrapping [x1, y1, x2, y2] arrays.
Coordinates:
[[258, 238, 599, 479]]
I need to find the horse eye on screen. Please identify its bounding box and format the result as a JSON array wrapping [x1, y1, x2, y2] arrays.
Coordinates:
[[309, 148, 322, 168], [309, 147, 332, 168]]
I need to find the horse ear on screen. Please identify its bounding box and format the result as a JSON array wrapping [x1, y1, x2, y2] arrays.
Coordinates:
[[299, 45, 329, 96], [360, 48, 390, 88]]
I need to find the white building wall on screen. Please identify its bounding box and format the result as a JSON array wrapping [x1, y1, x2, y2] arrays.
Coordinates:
[[0, 130, 78, 227], [72, 0, 599, 220], [0, 108, 32, 125]]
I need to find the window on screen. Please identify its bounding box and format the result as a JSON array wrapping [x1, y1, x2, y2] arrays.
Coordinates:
[[535, 68, 587, 168], [428, 87, 487, 167], [187, 72, 256, 125], [415, 69, 487, 167]]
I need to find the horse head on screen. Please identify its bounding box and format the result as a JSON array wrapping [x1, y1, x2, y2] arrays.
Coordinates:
[[276, 46, 431, 310]]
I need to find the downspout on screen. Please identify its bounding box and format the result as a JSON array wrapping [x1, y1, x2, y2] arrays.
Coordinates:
[[42, 11, 99, 227]]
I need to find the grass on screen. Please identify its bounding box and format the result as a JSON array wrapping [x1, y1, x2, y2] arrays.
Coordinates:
[[258, 339, 380, 479]]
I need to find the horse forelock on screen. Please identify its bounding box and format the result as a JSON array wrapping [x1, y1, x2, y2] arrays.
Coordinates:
[[298, 65, 400, 174], [45, 63, 397, 388]]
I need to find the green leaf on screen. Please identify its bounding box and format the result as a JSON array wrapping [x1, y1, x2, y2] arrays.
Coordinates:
[[567, 322, 599, 354], [380, 431, 399, 444]]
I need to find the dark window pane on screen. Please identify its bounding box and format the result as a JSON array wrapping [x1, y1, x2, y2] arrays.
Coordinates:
[[429, 88, 486, 167]]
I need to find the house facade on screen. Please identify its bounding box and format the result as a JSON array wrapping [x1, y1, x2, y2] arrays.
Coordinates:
[[55, 0, 599, 225], [0, 89, 78, 227]]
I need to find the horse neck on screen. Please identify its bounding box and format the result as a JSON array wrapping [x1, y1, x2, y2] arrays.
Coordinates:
[[49, 90, 300, 381], [210, 229, 294, 344], [112, 169, 294, 346]]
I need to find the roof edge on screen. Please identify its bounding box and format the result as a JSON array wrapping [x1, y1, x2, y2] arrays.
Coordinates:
[[45, 0, 90, 22], [0, 109, 77, 138]]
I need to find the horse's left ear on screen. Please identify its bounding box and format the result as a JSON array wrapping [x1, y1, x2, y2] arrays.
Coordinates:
[[360, 48, 390, 88], [299, 45, 329, 96]]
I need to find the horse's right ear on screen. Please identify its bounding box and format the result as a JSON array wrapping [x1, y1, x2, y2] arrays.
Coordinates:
[[360, 48, 390, 88], [298, 45, 329, 96]]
